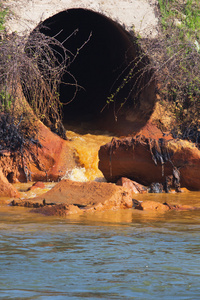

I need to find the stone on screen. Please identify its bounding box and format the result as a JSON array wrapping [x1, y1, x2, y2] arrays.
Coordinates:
[[0, 169, 20, 198], [98, 136, 200, 191], [134, 201, 198, 212], [116, 177, 147, 195], [28, 181, 45, 191], [25, 122, 77, 182], [0, 120, 77, 183], [134, 200, 170, 212], [136, 120, 172, 140], [33, 204, 82, 217], [11, 179, 133, 215], [98, 136, 174, 184], [149, 182, 163, 193]]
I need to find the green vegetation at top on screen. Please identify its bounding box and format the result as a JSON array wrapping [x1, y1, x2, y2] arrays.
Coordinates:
[[0, 3, 8, 32], [158, 0, 199, 48], [153, 0, 200, 141]]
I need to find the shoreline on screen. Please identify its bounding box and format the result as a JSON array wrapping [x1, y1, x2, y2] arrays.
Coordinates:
[[1, 179, 200, 218]]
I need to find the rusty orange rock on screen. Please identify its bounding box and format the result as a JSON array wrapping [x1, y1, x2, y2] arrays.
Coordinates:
[[11, 179, 133, 215], [26, 122, 76, 182], [133, 200, 198, 212], [28, 181, 45, 191], [0, 121, 77, 183], [33, 204, 82, 217], [0, 169, 20, 198], [98, 136, 173, 184], [116, 177, 147, 195], [136, 120, 172, 140], [135, 200, 170, 211], [99, 136, 200, 191]]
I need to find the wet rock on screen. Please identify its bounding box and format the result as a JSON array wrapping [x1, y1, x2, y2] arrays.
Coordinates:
[[98, 136, 200, 190], [99, 136, 173, 184], [0, 120, 77, 183], [134, 200, 170, 211], [163, 175, 173, 193], [0, 169, 20, 198], [28, 181, 45, 191], [172, 167, 181, 192], [116, 177, 147, 195], [134, 200, 199, 212], [33, 204, 82, 217], [11, 179, 133, 215], [163, 202, 198, 211], [11, 199, 43, 208], [132, 199, 142, 208], [149, 182, 163, 193], [24, 122, 77, 182], [6, 171, 19, 183]]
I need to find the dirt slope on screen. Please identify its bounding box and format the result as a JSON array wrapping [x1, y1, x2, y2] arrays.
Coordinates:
[[4, 0, 158, 37]]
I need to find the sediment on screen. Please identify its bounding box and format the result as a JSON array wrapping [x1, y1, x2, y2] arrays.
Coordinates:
[[11, 179, 133, 216]]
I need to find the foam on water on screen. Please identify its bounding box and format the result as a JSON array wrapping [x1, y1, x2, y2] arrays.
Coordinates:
[[61, 167, 88, 182], [61, 167, 107, 182]]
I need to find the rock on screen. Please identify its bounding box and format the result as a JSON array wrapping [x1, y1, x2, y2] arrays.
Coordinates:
[[134, 200, 170, 212], [98, 136, 174, 184], [28, 181, 45, 191], [33, 204, 82, 217], [0, 169, 20, 198], [11, 179, 133, 215], [163, 175, 173, 193], [149, 182, 163, 193], [134, 200, 198, 212], [6, 172, 19, 183], [98, 136, 200, 191], [163, 202, 198, 211], [168, 140, 200, 190], [180, 187, 190, 193], [11, 199, 42, 208], [24, 122, 77, 182], [136, 120, 172, 140], [0, 120, 77, 183], [116, 177, 147, 195]]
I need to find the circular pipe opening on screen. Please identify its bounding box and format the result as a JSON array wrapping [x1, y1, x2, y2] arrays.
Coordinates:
[[34, 9, 156, 135]]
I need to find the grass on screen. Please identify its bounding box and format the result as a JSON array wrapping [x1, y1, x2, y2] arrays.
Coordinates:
[[158, 0, 200, 43], [152, 0, 200, 142], [0, 3, 8, 32]]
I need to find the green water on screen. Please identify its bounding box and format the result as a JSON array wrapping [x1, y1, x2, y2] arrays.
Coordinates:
[[0, 193, 200, 300]]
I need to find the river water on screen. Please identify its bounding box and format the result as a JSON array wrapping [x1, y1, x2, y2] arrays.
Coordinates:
[[0, 204, 200, 300], [1, 129, 200, 299]]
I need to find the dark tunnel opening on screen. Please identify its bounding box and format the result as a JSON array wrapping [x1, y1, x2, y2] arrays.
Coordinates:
[[34, 8, 156, 135]]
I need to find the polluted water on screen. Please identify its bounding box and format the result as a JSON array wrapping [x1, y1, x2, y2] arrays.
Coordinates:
[[0, 126, 200, 300]]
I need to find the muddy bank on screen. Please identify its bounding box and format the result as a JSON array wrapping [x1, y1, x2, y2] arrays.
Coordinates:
[[1, 124, 200, 218], [9, 178, 200, 217], [11, 179, 133, 216]]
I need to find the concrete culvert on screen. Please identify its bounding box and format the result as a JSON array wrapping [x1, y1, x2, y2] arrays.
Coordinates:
[[34, 8, 156, 135]]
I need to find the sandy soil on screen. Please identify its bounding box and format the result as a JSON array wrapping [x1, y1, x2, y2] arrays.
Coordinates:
[[3, 0, 159, 37]]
